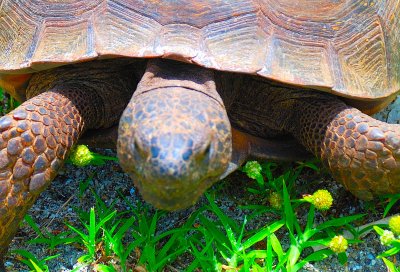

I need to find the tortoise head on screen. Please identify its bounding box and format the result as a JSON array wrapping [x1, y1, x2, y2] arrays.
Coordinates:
[[117, 59, 232, 211]]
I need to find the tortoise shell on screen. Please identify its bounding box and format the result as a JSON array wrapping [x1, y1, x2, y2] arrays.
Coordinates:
[[0, 0, 399, 102]]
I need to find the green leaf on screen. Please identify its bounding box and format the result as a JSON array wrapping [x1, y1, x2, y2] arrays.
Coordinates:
[[338, 252, 348, 265], [293, 249, 333, 271], [373, 225, 385, 236], [24, 215, 43, 237], [266, 235, 274, 272], [382, 257, 399, 272], [380, 246, 400, 258], [242, 221, 284, 250], [30, 260, 45, 272], [305, 249, 333, 263], [304, 205, 315, 234], [94, 264, 117, 272], [286, 244, 301, 270], [315, 214, 365, 232], [270, 233, 284, 262], [383, 194, 400, 217]]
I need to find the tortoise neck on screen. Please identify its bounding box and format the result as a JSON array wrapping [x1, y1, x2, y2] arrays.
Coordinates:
[[134, 59, 224, 107]]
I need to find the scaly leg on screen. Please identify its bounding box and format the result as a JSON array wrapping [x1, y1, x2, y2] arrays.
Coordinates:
[[0, 60, 138, 268], [284, 94, 400, 200], [0, 90, 86, 264]]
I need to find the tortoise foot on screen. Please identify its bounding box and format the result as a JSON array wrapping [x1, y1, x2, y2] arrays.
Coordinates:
[[322, 108, 400, 200]]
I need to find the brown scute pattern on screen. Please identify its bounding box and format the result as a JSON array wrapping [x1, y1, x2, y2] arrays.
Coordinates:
[[289, 97, 400, 200], [0, 0, 398, 100], [33, 19, 94, 62], [0, 2, 37, 70], [0, 90, 84, 260], [378, 0, 400, 91], [336, 16, 388, 96]]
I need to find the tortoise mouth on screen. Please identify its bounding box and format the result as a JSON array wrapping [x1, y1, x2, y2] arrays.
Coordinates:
[[129, 172, 221, 211]]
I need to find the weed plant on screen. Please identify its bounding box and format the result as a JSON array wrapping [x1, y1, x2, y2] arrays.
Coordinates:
[[8, 148, 399, 271]]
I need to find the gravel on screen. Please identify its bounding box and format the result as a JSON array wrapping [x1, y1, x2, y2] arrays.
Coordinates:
[[4, 96, 400, 271], [5, 156, 398, 272]]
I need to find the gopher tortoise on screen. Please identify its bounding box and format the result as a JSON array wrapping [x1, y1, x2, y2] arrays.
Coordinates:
[[0, 0, 399, 266]]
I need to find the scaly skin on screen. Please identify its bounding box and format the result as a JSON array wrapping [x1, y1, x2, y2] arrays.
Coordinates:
[[225, 77, 400, 200], [0, 60, 138, 268], [118, 59, 232, 211], [285, 95, 400, 200], [0, 90, 85, 263], [118, 60, 400, 211]]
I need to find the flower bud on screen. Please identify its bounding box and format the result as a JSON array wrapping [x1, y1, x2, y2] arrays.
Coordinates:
[[389, 215, 400, 236], [329, 235, 348, 253], [304, 189, 333, 211], [380, 230, 395, 246], [69, 145, 94, 167], [269, 192, 282, 210], [242, 161, 262, 180]]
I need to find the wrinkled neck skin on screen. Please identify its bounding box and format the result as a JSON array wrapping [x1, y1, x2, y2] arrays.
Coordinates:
[[27, 59, 141, 130], [118, 59, 232, 211], [133, 59, 224, 104]]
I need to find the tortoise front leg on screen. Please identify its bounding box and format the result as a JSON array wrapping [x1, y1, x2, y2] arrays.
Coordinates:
[[0, 89, 87, 266], [284, 95, 400, 200], [0, 60, 138, 268]]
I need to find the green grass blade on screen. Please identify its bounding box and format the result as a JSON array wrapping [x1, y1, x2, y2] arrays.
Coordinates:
[[241, 221, 284, 250], [382, 257, 399, 272], [383, 194, 400, 217], [304, 205, 315, 234], [88, 207, 97, 254], [315, 214, 365, 232], [270, 233, 284, 262], [198, 214, 230, 246], [95, 210, 117, 232], [24, 214, 44, 237], [206, 194, 240, 233]]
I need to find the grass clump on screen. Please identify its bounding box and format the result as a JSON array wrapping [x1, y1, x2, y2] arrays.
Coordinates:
[[9, 148, 399, 271], [0, 87, 20, 115]]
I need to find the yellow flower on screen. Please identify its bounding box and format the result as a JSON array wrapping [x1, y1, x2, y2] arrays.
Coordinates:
[[380, 230, 395, 246], [269, 192, 282, 210], [389, 215, 400, 236], [243, 161, 262, 180], [69, 145, 94, 167], [304, 189, 333, 211], [329, 235, 348, 253]]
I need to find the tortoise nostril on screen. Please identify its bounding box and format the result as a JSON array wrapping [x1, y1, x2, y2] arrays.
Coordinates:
[[198, 142, 213, 164], [203, 143, 211, 157], [132, 138, 147, 159]]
